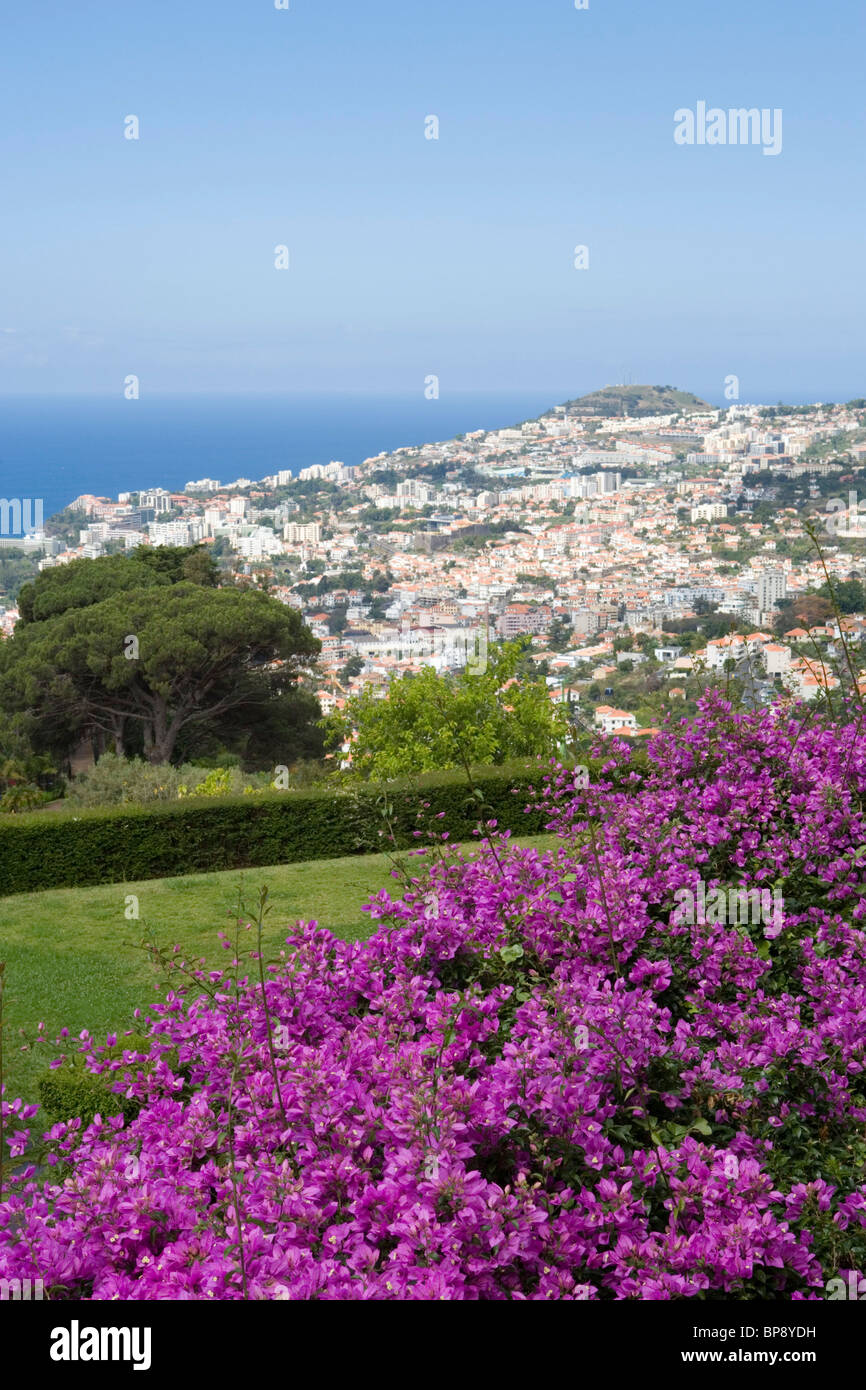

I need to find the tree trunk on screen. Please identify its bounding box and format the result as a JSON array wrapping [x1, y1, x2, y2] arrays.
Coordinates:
[[148, 734, 177, 764], [145, 697, 183, 764]]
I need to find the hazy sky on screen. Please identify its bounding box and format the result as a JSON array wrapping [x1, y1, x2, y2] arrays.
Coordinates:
[[1, 0, 864, 402]]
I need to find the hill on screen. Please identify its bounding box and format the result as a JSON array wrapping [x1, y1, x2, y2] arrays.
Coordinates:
[[550, 383, 713, 418]]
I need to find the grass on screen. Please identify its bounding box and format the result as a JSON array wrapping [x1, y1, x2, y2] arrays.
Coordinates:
[[0, 834, 556, 1107]]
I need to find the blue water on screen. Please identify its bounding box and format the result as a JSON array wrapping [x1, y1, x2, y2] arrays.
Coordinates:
[[0, 391, 561, 523]]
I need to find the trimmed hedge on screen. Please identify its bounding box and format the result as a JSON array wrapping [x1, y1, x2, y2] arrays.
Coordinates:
[[0, 763, 550, 897], [0, 752, 649, 897], [37, 1069, 142, 1128], [36, 1036, 179, 1126]]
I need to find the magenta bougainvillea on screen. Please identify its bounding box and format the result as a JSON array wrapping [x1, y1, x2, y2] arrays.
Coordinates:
[[3, 694, 866, 1300]]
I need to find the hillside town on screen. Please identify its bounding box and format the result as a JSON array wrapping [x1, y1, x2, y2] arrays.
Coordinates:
[[4, 387, 866, 739]]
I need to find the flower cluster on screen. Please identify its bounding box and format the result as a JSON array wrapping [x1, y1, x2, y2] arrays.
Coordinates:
[[3, 693, 866, 1299]]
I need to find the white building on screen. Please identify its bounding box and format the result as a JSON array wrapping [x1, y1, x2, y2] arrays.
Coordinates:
[[704, 635, 747, 668], [148, 520, 205, 547], [396, 479, 434, 506], [690, 503, 728, 522], [763, 643, 791, 676], [297, 461, 355, 483], [593, 705, 638, 735], [235, 529, 284, 560], [140, 488, 172, 514], [756, 569, 787, 617], [284, 522, 322, 544]]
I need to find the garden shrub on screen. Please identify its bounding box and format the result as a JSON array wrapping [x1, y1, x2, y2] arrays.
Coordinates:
[[37, 1070, 139, 1129], [35, 1033, 180, 1127], [0, 785, 50, 814], [64, 753, 274, 809], [0, 761, 565, 895], [2, 697, 866, 1299]]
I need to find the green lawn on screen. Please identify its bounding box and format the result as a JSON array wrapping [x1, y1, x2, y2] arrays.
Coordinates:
[[0, 835, 556, 1106]]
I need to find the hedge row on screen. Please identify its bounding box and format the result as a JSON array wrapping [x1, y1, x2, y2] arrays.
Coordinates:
[[0, 752, 649, 897], [0, 763, 550, 897]]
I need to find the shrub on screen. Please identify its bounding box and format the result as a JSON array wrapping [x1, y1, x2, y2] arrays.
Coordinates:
[[35, 1034, 179, 1127], [36, 1069, 139, 1129], [64, 754, 187, 807], [64, 754, 274, 809], [0, 761, 560, 895], [2, 697, 866, 1299], [0, 784, 48, 814], [177, 767, 233, 798]]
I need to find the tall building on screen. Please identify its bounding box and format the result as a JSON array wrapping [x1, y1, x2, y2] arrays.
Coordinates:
[[757, 570, 787, 616], [595, 470, 622, 494], [497, 603, 552, 637], [690, 502, 728, 522], [140, 488, 172, 514], [148, 520, 205, 547], [285, 522, 322, 544], [396, 479, 434, 505]]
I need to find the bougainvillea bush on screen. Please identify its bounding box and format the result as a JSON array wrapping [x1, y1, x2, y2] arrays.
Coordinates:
[[3, 693, 866, 1299]]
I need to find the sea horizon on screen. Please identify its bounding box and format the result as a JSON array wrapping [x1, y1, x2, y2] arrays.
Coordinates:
[[0, 389, 571, 522], [0, 384, 845, 525]]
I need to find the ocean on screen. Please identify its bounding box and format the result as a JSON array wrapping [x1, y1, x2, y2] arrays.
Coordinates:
[[0, 391, 561, 524]]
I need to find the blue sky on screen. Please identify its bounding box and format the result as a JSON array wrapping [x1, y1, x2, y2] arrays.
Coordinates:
[[1, 0, 863, 402]]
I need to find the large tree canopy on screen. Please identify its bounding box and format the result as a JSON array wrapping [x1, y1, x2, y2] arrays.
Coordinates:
[[1, 551, 319, 765], [16, 546, 218, 626], [16, 555, 168, 626]]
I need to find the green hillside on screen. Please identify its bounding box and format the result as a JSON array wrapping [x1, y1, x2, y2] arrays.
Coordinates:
[[552, 383, 713, 418]]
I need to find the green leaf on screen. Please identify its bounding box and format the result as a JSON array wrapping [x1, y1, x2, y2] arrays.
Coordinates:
[[499, 944, 525, 965]]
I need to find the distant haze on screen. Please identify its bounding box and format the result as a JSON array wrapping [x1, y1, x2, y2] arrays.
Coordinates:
[[0, 0, 863, 402]]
